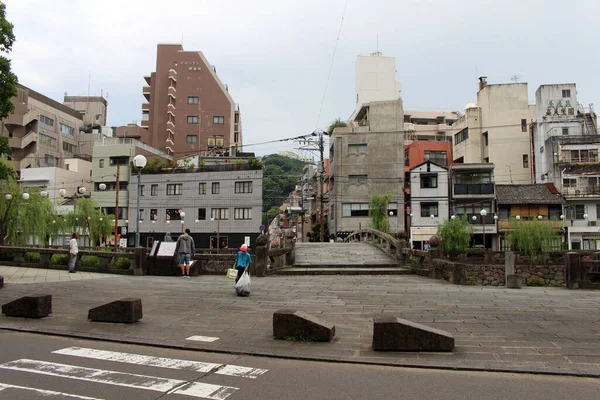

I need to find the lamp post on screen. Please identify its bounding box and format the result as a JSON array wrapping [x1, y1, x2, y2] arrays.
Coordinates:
[[180, 211, 185, 233], [211, 211, 221, 253], [133, 155, 147, 247], [480, 209, 488, 249]]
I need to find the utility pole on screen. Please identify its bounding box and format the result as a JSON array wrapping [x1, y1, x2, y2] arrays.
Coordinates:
[[318, 131, 325, 242], [114, 163, 120, 253]]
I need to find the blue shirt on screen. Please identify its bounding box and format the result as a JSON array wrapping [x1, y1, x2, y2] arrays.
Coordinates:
[[235, 251, 252, 268]]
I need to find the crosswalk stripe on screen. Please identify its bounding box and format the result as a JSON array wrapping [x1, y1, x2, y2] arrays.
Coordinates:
[[0, 359, 183, 392], [187, 335, 220, 342], [174, 382, 239, 399], [0, 382, 103, 399], [53, 347, 268, 378]]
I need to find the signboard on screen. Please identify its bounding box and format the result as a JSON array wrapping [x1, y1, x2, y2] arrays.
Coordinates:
[[259, 225, 265, 231], [157, 241, 177, 257], [150, 240, 160, 257], [244, 236, 250, 247], [119, 238, 127, 248]]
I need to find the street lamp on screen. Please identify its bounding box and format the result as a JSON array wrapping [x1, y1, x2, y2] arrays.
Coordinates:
[[180, 211, 186, 233], [451, 215, 456, 220], [480, 209, 487, 249], [211, 212, 221, 253], [133, 154, 147, 247]]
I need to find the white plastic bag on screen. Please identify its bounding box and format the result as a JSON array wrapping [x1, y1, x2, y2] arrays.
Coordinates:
[[234, 270, 251, 296]]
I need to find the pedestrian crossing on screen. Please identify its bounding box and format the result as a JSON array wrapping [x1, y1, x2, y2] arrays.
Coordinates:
[[0, 346, 268, 399]]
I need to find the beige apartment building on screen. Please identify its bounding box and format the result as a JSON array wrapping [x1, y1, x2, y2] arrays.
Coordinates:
[[139, 44, 242, 158], [1, 84, 84, 173], [451, 78, 536, 184], [63, 95, 108, 126]]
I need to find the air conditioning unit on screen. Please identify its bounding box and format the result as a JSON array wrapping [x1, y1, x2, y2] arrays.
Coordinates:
[[575, 189, 581, 194], [589, 221, 597, 227]]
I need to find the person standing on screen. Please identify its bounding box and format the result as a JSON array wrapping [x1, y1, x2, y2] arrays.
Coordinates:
[[175, 228, 195, 278], [68, 232, 79, 273], [234, 244, 252, 283]]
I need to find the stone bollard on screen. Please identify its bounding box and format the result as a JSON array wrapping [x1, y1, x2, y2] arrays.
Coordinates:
[[0, 275, 3, 289], [254, 245, 268, 277], [133, 248, 146, 276], [564, 252, 580, 289], [2, 295, 52, 318], [505, 251, 521, 289]]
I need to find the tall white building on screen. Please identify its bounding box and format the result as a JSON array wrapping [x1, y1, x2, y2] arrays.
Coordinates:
[[352, 52, 401, 119]]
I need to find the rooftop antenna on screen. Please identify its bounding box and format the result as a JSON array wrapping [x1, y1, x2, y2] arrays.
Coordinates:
[[511, 74, 522, 83], [376, 34, 379, 53]]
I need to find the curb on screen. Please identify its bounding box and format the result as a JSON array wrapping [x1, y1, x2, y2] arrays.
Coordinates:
[[1, 326, 598, 379]]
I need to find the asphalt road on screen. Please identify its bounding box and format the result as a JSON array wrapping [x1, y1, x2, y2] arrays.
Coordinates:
[[0, 331, 598, 400]]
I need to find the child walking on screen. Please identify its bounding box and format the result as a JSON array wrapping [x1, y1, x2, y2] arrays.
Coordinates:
[[234, 244, 252, 283]]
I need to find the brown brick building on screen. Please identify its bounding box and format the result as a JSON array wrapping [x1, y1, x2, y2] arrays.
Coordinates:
[[139, 44, 242, 158]]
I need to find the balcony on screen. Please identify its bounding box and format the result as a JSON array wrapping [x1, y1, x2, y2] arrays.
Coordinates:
[[169, 69, 177, 81], [9, 131, 38, 149], [168, 102, 176, 111], [558, 155, 599, 164], [168, 86, 176, 98], [453, 183, 495, 197], [140, 120, 149, 128], [498, 219, 563, 231], [142, 103, 150, 112], [167, 110, 175, 117], [167, 121, 175, 129], [144, 75, 151, 85], [563, 185, 600, 197], [143, 86, 151, 101]]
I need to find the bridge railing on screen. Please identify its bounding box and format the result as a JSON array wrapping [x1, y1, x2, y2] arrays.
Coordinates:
[[343, 229, 409, 264]]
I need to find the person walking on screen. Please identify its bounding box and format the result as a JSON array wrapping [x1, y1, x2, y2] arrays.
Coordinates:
[[234, 244, 252, 283], [175, 228, 195, 278], [68, 232, 79, 273]]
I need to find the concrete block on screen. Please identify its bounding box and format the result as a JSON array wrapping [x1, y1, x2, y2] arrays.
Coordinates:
[[506, 274, 522, 289], [88, 298, 143, 323], [2, 295, 52, 318], [372, 316, 454, 352], [0, 275, 3, 289], [273, 309, 335, 342]]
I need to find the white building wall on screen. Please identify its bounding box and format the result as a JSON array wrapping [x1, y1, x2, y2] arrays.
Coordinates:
[[354, 53, 401, 115], [409, 162, 449, 243]]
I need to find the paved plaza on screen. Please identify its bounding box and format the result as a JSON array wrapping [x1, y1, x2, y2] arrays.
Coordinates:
[[0, 265, 599, 377]]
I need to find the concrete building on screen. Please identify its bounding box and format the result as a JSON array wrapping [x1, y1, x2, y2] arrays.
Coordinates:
[[63, 95, 108, 126], [128, 168, 263, 250], [451, 78, 536, 184], [449, 163, 497, 249], [409, 160, 449, 249], [404, 110, 460, 143], [90, 138, 172, 241], [352, 52, 401, 119], [139, 44, 242, 158], [329, 99, 405, 238], [532, 84, 600, 249], [1, 84, 84, 173]]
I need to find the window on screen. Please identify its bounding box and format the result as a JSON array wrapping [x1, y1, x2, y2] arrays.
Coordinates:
[[139, 185, 145, 196], [522, 154, 529, 168], [187, 96, 199, 104], [109, 156, 129, 166], [421, 202, 439, 217], [454, 128, 468, 144], [568, 108, 574, 115], [39, 134, 56, 147], [342, 203, 369, 217], [420, 174, 438, 189], [40, 115, 54, 127], [597, 204, 600, 221], [187, 116, 199, 124], [234, 208, 252, 220], [138, 208, 144, 221], [101, 207, 126, 219], [424, 151, 447, 165], [521, 119, 527, 132], [208, 135, 224, 147], [562, 127, 569, 135], [563, 178, 577, 188], [564, 149, 599, 163], [166, 209, 182, 220], [186, 135, 198, 143], [149, 184, 158, 196], [211, 208, 229, 220], [99, 159, 104, 168], [197, 208, 206, 220], [348, 144, 368, 153], [150, 209, 158, 221], [575, 204, 585, 220], [44, 154, 58, 167], [483, 132, 488, 146], [62, 142, 75, 153], [59, 123, 74, 136], [212, 182, 220, 194], [213, 116, 225, 124], [235, 181, 252, 193], [235, 113, 239, 123], [562, 89, 571, 98], [166, 183, 183, 195], [349, 175, 368, 184], [198, 182, 206, 194], [404, 150, 409, 167]]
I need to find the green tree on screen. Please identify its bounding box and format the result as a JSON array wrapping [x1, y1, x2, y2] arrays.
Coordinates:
[[437, 216, 472, 256], [266, 206, 280, 222], [65, 197, 113, 247], [505, 218, 560, 262], [0, 2, 18, 120], [369, 192, 392, 233], [262, 154, 308, 216], [327, 118, 347, 136]]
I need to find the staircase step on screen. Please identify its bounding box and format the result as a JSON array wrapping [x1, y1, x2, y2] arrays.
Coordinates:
[[293, 263, 399, 269], [274, 267, 412, 276]]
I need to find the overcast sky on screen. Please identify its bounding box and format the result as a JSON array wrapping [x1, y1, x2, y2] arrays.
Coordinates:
[[5, 0, 599, 157]]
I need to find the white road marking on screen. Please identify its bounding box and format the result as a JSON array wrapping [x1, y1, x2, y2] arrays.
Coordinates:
[[174, 382, 238, 399], [0, 382, 103, 399], [186, 335, 220, 342], [53, 347, 268, 378]]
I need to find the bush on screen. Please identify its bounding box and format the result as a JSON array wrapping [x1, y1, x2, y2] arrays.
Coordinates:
[[110, 257, 131, 270], [24, 252, 41, 263], [0, 252, 15, 261], [395, 231, 408, 240], [429, 235, 440, 248], [51, 254, 70, 265], [526, 277, 546, 287], [80, 255, 100, 268], [437, 216, 472, 256]]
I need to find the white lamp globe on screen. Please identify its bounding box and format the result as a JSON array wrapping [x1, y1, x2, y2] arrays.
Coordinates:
[[472, 215, 477, 221], [516, 215, 521, 221], [181, 221, 184, 224], [560, 215, 565, 220], [98, 183, 107, 191], [494, 215, 498, 220], [451, 215, 456, 220], [195, 219, 199, 223], [430, 214, 434, 219], [40, 191, 48, 198], [133, 154, 147, 168], [99, 218, 103, 222], [480, 209, 487, 216], [180, 211, 186, 218], [22, 193, 29, 200], [78, 187, 86, 194], [538, 215, 543, 220], [5, 194, 12, 200], [584, 214, 589, 220], [59, 188, 67, 197]]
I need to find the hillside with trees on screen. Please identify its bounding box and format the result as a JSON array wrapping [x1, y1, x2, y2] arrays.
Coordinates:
[[262, 154, 308, 223]]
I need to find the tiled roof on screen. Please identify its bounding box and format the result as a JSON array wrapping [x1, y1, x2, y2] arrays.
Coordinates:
[[496, 184, 564, 205]]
